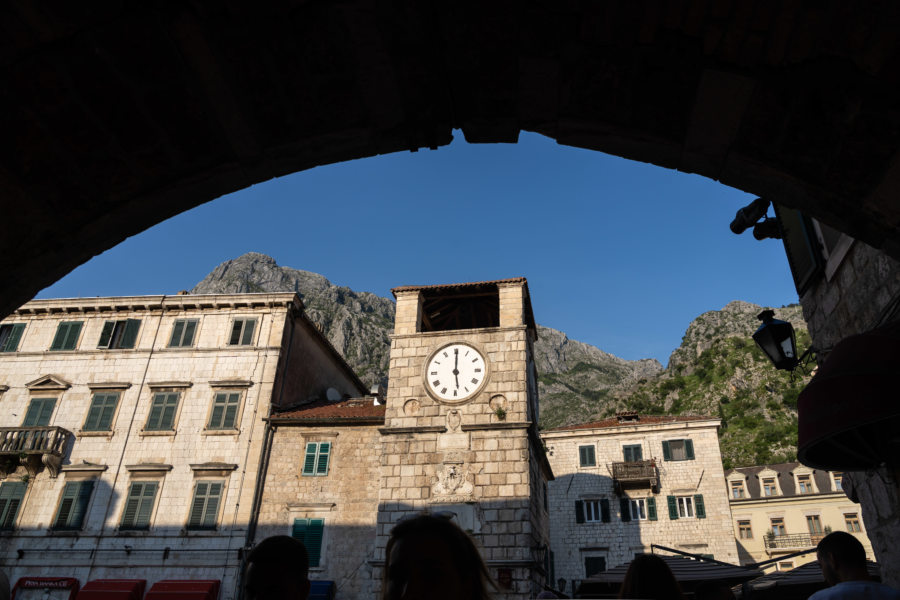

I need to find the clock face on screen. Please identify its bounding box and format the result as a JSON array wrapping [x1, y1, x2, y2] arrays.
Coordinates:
[[424, 343, 488, 403]]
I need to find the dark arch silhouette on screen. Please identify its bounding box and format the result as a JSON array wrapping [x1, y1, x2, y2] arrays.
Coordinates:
[[2, 1, 900, 315]]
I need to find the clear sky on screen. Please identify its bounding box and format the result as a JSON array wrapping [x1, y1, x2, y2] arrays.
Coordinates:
[[37, 132, 798, 366]]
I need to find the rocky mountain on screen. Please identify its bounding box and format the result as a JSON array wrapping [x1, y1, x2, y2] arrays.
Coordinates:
[[192, 253, 394, 386], [192, 253, 809, 468]]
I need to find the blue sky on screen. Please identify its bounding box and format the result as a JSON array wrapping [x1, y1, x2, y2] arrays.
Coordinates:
[[37, 132, 798, 366]]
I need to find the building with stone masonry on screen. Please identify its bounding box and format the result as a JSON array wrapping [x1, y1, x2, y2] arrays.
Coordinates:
[[727, 462, 873, 573], [0, 293, 366, 600], [370, 278, 554, 600], [541, 413, 738, 595]]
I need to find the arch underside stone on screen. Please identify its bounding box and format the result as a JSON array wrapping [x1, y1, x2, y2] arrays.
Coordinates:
[[2, 1, 900, 314]]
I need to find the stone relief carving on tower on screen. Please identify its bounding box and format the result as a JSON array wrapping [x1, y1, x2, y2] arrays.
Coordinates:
[[430, 463, 474, 502]]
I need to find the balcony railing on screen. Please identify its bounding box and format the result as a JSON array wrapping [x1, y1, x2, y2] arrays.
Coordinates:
[[764, 533, 825, 551], [611, 459, 659, 493], [0, 426, 73, 478]]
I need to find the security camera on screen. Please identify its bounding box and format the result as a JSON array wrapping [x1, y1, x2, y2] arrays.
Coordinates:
[[730, 198, 770, 234]]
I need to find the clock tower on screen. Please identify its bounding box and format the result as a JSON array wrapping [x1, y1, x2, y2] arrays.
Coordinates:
[[373, 278, 554, 599]]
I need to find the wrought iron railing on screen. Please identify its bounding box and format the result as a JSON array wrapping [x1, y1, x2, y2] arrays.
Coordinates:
[[764, 533, 824, 550], [0, 426, 71, 455]]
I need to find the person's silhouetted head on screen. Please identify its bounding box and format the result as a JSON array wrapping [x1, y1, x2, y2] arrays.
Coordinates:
[[618, 554, 684, 600], [816, 531, 869, 585], [382, 513, 493, 600], [245, 535, 311, 600]]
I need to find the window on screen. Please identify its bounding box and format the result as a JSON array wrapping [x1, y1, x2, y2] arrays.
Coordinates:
[[83, 392, 120, 432], [797, 474, 813, 494], [662, 439, 695, 461], [738, 520, 753, 539], [53, 481, 94, 530], [0, 323, 25, 352], [770, 517, 786, 536], [0, 482, 26, 530], [120, 481, 158, 530], [762, 478, 778, 496], [845, 513, 861, 533], [187, 481, 223, 530], [630, 498, 647, 520], [667, 495, 705, 520], [145, 392, 180, 431], [622, 444, 642, 462], [302, 442, 331, 476], [208, 392, 241, 430], [97, 319, 141, 349], [23, 397, 56, 426], [575, 499, 610, 523], [228, 318, 257, 346], [292, 518, 324, 567], [50, 321, 83, 351], [730, 480, 745, 499], [833, 472, 843, 491], [168, 319, 199, 348], [778, 561, 794, 571], [807, 515, 823, 535], [584, 556, 606, 578], [579, 445, 596, 467]]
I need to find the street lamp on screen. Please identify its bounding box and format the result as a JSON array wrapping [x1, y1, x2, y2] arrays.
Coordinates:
[[752, 310, 799, 371]]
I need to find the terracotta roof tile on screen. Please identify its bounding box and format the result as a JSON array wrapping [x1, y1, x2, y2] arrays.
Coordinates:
[[391, 277, 527, 296], [272, 398, 385, 422], [549, 414, 714, 431]]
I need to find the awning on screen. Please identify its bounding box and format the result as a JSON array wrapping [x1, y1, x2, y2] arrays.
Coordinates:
[[577, 555, 762, 598], [76, 579, 146, 600], [144, 580, 219, 600], [743, 560, 880, 599], [309, 580, 335, 600]]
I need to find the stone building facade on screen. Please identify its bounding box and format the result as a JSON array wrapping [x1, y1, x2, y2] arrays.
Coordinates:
[[726, 462, 873, 572], [541, 414, 738, 595], [776, 209, 900, 584], [0, 293, 366, 599]]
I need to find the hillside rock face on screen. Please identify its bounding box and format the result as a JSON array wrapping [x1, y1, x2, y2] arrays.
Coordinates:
[[192, 253, 394, 387], [192, 253, 806, 468]]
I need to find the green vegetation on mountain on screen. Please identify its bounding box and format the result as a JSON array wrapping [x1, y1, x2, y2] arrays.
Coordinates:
[[193, 253, 809, 468]]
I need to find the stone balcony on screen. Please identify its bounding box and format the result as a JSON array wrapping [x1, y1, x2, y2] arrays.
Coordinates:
[[0, 426, 74, 479], [764, 533, 825, 552], [612, 459, 659, 494]]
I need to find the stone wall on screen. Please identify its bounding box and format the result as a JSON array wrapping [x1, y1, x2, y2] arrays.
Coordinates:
[[542, 419, 737, 590], [797, 240, 900, 585], [256, 424, 382, 600]]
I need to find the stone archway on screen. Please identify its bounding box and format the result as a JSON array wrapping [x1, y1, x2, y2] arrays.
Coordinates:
[[2, 1, 900, 315]]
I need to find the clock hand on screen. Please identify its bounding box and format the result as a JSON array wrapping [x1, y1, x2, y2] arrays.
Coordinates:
[[454, 348, 459, 388]]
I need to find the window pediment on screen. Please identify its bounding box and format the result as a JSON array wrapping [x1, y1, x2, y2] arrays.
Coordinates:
[[25, 374, 71, 391]]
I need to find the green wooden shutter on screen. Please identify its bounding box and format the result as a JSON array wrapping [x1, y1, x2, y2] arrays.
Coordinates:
[[685, 439, 695, 460], [204, 483, 222, 527], [292, 518, 308, 539], [229, 321, 243, 345], [647, 497, 657, 521], [120, 319, 140, 348], [223, 393, 240, 428], [188, 482, 208, 528], [160, 394, 178, 429], [667, 495, 678, 520], [302, 443, 318, 475], [38, 398, 56, 425], [182, 320, 197, 346], [85, 393, 119, 431], [574, 501, 584, 524], [55, 483, 77, 528], [620, 498, 631, 522], [50, 322, 71, 350], [209, 393, 226, 429], [24, 398, 55, 426], [188, 481, 221, 529], [135, 482, 157, 528], [662, 441, 672, 461], [600, 498, 610, 523], [306, 519, 324, 567], [1, 324, 25, 352], [316, 442, 331, 475], [241, 319, 256, 345], [121, 484, 142, 528], [169, 320, 185, 347], [0, 483, 26, 530], [71, 481, 94, 529], [694, 494, 706, 519], [98, 321, 115, 348], [56, 481, 94, 529]]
